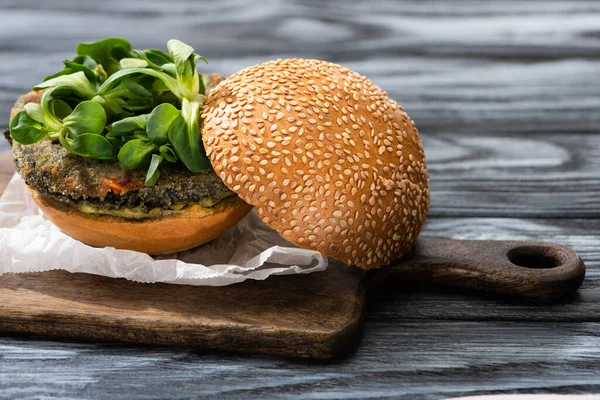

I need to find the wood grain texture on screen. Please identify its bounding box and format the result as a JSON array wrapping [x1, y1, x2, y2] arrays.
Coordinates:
[[0, 0, 599, 398], [2, 321, 600, 399], [0, 265, 367, 359], [0, 234, 583, 359], [425, 133, 600, 218], [1, 0, 599, 138], [371, 218, 600, 323]]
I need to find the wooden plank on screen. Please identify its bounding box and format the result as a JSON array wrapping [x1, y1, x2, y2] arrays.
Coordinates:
[[425, 133, 600, 218], [389, 217, 600, 322], [0, 234, 586, 358], [0, 265, 367, 359], [2, 320, 600, 398], [0, 1, 599, 136]]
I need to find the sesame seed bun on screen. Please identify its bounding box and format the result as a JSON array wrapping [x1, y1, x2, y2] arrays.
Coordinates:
[[29, 187, 252, 255], [201, 59, 430, 269]]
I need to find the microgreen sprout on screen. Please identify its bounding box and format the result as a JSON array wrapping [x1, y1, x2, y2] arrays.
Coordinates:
[[9, 38, 212, 186]]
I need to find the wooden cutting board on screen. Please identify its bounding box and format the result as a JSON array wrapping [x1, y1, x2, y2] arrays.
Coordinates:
[[0, 153, 586, 358]]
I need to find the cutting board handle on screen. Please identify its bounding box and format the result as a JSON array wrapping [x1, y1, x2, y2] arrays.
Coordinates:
[[366, 238, 586, 302]]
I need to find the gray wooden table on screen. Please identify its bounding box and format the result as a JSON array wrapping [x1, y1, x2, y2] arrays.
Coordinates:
[[1, 1, 600, 398]]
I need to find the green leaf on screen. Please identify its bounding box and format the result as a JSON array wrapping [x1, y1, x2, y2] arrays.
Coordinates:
[[24, 103, 44, 123], [64, 56, 98, 82], [161, 63, 176, 76], [96, 67, 180, 98], [120, 58, 148, 69], [34, 71, 96, 99], [147, 103, 180, 145], [166, 39, 203, 100], [59, 131, 114, 160], [117, 139, 157, 170], [135, 74, 157, 89], [110, 114, 148, 136], [105, 132, 126, 148], [40, 87, 65, 132], [132, 133, 150, 141], [9, 111, 48, 144], [193, 54, 209, 66], [144, 49, 172, 65], [91, 95, 122, 115], [152, 79, 169, 92], [167, 40, 194, 78], [51, 99, 73, 119], [199, 73, 208, 96], [169, 98, 211, 172], [111, 44, 133, 61], [63, 101, 107, 136], [124, 79, 152, 98], [159, 145, 178, 163], [145, 154, 163, 186], [44, 56, 99, 83], [73, 55, 98, 70], [92, 76, 154, 116], [76, 37, 133, 76], [132, 49, 174, 72]]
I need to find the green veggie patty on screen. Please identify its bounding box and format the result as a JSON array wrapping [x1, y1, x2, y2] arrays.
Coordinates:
[[10, 137, 235, 215]]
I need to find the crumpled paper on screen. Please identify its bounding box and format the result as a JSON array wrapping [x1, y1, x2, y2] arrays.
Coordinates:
[[0, 173, 328, 285]]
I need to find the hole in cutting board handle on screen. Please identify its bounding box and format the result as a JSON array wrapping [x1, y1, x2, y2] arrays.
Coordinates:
[[506, 245, 567, 269]]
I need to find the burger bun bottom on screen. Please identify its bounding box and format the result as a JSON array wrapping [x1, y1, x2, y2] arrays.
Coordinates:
[[29, 187, 253, 255]]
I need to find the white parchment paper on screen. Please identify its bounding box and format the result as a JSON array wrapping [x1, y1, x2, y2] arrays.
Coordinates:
[[0, 174, 328, 285]]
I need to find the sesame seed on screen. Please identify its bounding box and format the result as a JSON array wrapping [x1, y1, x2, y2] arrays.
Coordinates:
[[201, 58, 429, 269]]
